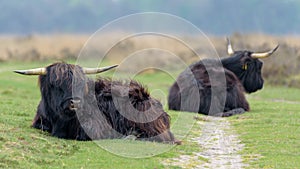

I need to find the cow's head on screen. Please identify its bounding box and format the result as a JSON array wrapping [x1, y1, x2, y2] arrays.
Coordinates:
[[221, 38, 278, 93], [14, 63, 117, 118]]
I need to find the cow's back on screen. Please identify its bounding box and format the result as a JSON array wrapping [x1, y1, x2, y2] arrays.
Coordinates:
[[94, 78, 177, 143], [168, 59, 249, 115]]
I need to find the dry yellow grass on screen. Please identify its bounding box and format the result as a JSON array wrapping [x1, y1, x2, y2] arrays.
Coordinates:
[[0, 34, 88, 61], [0, 33, 299, 87]]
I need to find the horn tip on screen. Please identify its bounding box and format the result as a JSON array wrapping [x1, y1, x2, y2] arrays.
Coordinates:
[[269, 44, 279, 55], [14, 70, 26, 75], [226, 37, 234, 55], [102, 64, 118, 72], [226, 37, 230, 42], [274, 44, 279, 51]]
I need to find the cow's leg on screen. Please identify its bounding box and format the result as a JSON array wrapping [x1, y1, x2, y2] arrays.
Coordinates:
[[224, 108, 246, 117], [166, 131, 182, 145], [32, 101, 52, 132], [155, 130, 182, 144], [51, 125, 67, 139], [75, 127, 91, 141], [214, 108, 246, 117], [137, 130, 181, 145], [50, 118, 92, 140], [51, 118, 75, 139], [32, 114, 52, 132]]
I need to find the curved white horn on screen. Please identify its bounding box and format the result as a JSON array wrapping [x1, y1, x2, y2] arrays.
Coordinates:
[[227, 37, 235, 55], [83, 64, 118, 74], [14, 68, 47, 75], [251, 45, 279, 59]]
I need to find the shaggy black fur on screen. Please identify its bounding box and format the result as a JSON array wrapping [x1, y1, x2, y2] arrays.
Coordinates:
[[32, 62, 178, 143], [168, 49, 267, 117], [222, 51, 264, 93]]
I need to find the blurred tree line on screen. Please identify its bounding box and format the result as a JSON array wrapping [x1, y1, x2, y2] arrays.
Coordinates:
[[0, 0, 299, 35]]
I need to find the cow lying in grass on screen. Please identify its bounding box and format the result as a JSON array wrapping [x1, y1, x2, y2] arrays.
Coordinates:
[[15, 62, 179, 144], [168, 38, 278, 117]]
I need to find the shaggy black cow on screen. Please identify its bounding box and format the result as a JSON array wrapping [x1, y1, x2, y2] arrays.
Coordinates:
[[15, 62, 179, 144], [168, 38, 278, 117]]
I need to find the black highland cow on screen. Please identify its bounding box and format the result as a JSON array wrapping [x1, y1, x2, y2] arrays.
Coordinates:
[[15, 63, 178, 144], [168, 38, 278, 117]]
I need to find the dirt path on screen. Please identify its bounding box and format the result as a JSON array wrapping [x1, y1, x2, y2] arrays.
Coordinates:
[[163, 117, 248, 168]]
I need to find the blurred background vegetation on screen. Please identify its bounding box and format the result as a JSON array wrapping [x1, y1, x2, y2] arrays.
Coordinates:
[[1, 0, 300, 35], [0, 0, 299, 88]]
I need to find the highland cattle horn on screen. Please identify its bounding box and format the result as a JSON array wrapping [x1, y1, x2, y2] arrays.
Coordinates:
[[14, 68, 47, 75], [226, 37, 235, 55], [82, 64, 118, 74], [251, 45, 279, 59], [14, 64, 118, 75]]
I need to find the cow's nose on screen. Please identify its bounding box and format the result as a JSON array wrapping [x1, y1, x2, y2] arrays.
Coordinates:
[[69, 99, 82, 110], [70, 99, 81, 105]]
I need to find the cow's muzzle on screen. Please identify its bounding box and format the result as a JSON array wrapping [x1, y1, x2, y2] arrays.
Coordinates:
[[62, 97, 83, 112], [68, 98, 82, 111]]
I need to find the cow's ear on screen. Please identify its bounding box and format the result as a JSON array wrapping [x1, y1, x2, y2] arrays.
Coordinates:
[[242, 63, 248, 70], [242, 57, 251, 70]]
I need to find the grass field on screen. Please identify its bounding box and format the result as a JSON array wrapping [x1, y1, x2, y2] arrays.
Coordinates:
[[0, 61, 299, 168], [231, 87, 300, 168]]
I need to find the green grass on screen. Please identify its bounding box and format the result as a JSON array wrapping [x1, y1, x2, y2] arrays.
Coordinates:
[[230, 87, 300, 168], [1, 61, 299, 168], [0, 61, 200, 169]]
